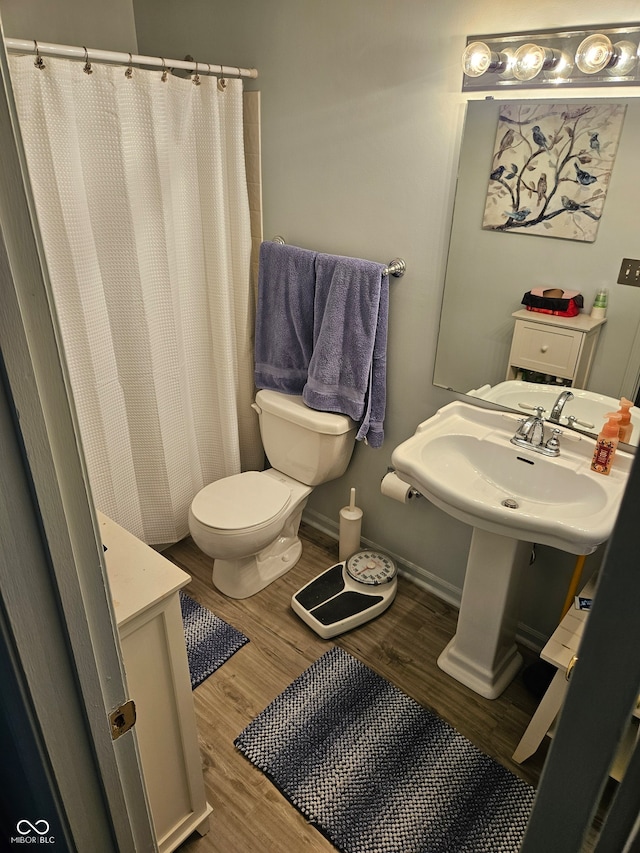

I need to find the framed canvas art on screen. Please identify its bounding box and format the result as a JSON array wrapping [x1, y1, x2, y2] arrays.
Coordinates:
[[482, 102, 627, 242]]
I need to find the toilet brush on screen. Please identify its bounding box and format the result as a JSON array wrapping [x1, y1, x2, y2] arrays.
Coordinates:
[[339, 487, 363, 562]]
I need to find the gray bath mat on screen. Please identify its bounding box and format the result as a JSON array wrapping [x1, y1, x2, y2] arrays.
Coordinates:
[[179, 590, 249, 689], [234, 646, 534, 852]]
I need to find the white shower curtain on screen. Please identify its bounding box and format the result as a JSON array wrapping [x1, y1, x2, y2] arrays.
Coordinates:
[[9, 54, 262, 544]]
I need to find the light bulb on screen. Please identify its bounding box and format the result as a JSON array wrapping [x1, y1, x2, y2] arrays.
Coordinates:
[[606, 40, 637, 76], [513, 43, 543, 80], [462, 41, 511, 77], [513, 43, 561, 81], [461, 42, 492, 77], [576, 34, 615, 74]]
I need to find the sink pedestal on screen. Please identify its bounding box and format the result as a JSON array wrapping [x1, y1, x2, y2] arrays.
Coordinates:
[[437, 528, 531, 699]]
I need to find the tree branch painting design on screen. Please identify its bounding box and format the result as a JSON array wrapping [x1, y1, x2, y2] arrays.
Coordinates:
[[482, 102, 626, 243]]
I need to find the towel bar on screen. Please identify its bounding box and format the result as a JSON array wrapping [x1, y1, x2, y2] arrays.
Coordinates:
[[271, 236, 406, 278]]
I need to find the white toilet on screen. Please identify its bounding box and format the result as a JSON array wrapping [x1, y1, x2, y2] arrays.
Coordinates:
[[188, 390, 357, 598]]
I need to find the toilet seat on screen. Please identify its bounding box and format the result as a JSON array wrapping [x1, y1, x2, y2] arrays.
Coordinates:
[[190, 471, 291, 533]]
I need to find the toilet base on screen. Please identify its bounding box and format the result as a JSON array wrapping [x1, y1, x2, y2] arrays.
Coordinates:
[[211, 505, 306, 599]]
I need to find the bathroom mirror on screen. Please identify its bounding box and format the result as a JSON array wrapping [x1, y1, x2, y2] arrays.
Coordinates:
[[434, 97, 640, 444]]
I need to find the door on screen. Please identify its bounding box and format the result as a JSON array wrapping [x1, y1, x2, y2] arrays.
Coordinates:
[[0, 23, 155, 853], [521, 448, 640, 851]]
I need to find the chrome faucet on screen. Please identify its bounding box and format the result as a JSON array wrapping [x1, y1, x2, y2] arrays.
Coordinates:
[[549, 389, 574, 423], [511, 406, 562, 457], [516, 408, 546, 446]]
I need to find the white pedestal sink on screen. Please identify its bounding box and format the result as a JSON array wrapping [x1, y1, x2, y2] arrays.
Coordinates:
[[391, 401, 631, 699]]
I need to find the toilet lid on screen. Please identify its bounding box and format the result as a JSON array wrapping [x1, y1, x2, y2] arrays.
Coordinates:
[[191, 471, 291, 531]]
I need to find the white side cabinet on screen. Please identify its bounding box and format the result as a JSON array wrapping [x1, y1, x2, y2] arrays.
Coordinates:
[[513, 575, 640, 782], [99, 513, 212, 853], [506, 309, 606, 387]]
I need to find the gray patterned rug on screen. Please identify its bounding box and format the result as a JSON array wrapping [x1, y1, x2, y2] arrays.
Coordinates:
[[234, 646, 535, 853], [179, 591, 249, 689]]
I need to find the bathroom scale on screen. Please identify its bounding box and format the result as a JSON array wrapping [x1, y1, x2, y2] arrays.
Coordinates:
[[291, 550, 397, 639]]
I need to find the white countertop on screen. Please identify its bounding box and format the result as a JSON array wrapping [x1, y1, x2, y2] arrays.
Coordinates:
[[512, 308, 607, 332], [98, 512, 191, 629]]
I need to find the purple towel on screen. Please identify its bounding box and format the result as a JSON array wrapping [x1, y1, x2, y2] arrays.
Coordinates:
[[302, 253, 388, 447], [254, 242, 316, 394]]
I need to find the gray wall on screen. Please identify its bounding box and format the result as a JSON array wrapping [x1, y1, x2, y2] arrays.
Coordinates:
[[3, 0, 639, 643], [0, 0, 137, 52], [131, 0, 640, 643]]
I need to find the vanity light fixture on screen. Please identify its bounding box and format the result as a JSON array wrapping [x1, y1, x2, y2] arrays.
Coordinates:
[[462, 24, 640, 90]]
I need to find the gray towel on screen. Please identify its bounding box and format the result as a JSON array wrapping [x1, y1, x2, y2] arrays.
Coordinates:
[[254, 242, 317, 394], [303, 253, 388, 447]]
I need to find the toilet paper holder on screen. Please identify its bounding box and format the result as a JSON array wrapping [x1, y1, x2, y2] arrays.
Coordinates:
[[382, 468, 422, 500]]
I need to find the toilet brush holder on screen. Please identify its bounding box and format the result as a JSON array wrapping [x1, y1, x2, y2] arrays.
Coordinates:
[[339, 487, 363, 562]]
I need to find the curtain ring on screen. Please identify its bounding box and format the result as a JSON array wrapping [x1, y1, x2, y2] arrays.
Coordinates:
[[218, 67, 227, 91], [192, 60, 201, 86], [33, 40, 45, 70], [125, 53, 133, 79], [83, 46, 93, 75], [160, 58, 168, 82]]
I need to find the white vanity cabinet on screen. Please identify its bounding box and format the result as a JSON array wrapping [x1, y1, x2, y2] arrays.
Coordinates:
[[506, 310, 606, 387], [99, 513, 212, 853]]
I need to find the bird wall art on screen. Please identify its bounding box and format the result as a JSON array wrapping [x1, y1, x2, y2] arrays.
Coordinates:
[[482, 102, 626, 243]]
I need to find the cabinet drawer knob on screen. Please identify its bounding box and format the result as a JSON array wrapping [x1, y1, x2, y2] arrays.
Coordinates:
[[540, 344, 549, 352]]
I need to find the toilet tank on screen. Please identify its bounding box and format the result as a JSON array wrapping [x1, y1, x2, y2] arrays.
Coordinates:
[[254, 390, 357, 486]]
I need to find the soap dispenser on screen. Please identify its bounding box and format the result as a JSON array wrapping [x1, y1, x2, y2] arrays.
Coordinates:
[[591, 412, 622, 475], [590, 288, 608, 320], [616, 398, 634, 444]]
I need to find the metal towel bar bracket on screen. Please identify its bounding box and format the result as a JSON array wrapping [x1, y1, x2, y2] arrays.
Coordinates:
[[271, 236, 406, 278]]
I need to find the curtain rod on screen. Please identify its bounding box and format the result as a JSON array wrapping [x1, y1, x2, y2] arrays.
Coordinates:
[[4, 37, 258, 79]]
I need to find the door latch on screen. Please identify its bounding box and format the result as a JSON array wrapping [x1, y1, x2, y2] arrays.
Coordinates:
[[109, 699, 136, 740]]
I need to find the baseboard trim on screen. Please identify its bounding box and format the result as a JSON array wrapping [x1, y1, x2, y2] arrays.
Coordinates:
[[302, 507, 546, 653]]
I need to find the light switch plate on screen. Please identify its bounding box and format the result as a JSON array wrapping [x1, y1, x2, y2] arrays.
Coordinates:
[[618, 258, 640, 286]]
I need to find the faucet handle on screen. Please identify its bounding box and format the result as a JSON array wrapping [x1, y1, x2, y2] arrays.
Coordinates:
[[558, 426, 583, 443], [566, 414, 595, 430], [545, 427, 562, 455], [518, 403, 548, 416]]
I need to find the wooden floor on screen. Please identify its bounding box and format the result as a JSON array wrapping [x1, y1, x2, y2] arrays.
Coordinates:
[[165, 524, 552, 853]]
